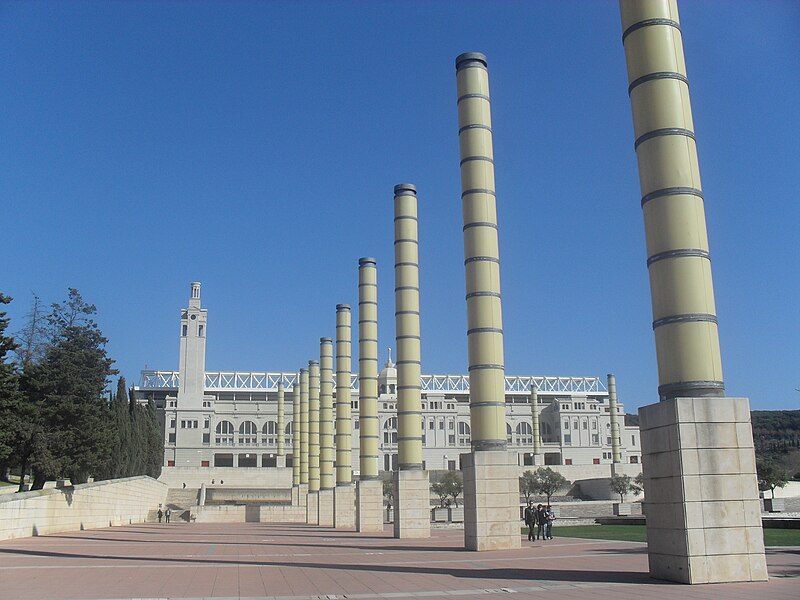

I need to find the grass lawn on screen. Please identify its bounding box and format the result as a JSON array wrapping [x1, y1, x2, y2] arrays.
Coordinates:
[[550, 525, 800, 547]]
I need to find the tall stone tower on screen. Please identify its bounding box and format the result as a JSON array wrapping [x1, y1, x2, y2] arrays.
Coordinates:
[[171, 282, 209, 467], [178, 282, 208, 409]]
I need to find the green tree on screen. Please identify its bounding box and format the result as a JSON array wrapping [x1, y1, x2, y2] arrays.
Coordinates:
[[533, 467, 569, 505], [383, 478, 394, 508], [143, 397, 164, 478], [0, 294, 23, 479], [757, 457, 788, 499], [127, 391, 144, 475], [14, 294, 49, 370], [22, 289, 117, 487], [634, 472, 645, 494], [609, 473, 635, 503], [519, 470, 537, 503], [440, 470, 463, 508], [431, 480, 448, 508], [102, 377, 130, 479]]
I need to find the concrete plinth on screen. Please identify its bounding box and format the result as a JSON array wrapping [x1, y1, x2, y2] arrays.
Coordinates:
[[393, 470, 430, 539], [639, 397, 767, 584], [292, 483, 308, 508], [318, 489, 334, 527], [356, 478, 383, 532], [276, 456, 286, 468], [334, 484, 355, 529], [306, 490, 318, 525], [462, 450, 521, 551]]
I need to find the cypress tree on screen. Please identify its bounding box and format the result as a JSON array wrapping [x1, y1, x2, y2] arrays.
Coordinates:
[[128, 392, 144, 475], [145, 398, 163, 478]]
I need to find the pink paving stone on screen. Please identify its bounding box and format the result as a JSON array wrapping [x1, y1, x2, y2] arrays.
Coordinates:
[[0, 522, 797, 599]]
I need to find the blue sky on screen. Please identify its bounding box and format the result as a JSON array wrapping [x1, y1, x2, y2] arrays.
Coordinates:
[[2, 1, 798, 412]]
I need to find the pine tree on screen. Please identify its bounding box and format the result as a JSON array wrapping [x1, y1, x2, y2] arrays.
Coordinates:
[[22, 289, 117, 487], [0, 294, 23, 480], [14, 294, 49, 369]]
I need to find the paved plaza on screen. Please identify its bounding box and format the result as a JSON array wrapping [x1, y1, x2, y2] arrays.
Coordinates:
[[0, 523, 797, 600]]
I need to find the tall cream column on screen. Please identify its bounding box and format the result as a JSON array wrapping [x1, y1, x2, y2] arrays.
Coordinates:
[[277, 380, 285, 467], [307, 359, 321, 524], [334, 304, 355, 528], [620, 0, 765, 583], [356, 257, 383, 532], [392, 183, 430, 539], [291, 373, 301, 504], [530, 386, 541, 462], [299, 368, 310, 484], [455, 52, 519, 551], [607, 374, 622, 463], [318, 338, 335, 526], [298, 368, 309, 506]]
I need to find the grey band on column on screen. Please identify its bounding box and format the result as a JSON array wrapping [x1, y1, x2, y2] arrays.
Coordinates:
[[455, 51, 488, 70], [647, 248, 710, 267], [641, 186, 704, 207], [628, 71, 688, 95], [635, 127, 695, 150], [658, 380, 725, 400], [652, 313, 718, 329], [622, 18, 681, 43]]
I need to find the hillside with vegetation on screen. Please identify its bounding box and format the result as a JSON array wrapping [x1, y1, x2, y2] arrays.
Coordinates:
[[625, 409, 799, 480]]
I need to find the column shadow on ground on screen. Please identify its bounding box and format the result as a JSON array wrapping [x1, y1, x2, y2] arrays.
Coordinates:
[[0, 546, 663, 586]]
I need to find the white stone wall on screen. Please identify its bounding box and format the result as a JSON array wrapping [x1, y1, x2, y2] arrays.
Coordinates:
[[158, 466, 292, 488], [0, 476, 168, 541], [194, 504, 246, 523]]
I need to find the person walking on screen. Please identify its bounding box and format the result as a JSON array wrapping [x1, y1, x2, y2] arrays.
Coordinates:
[[157, 508, 163, 523], [536, 504, 546, 540], [165, 508, 171, 523], [523, 501, 536, 541], [544, 505, 555, 540]]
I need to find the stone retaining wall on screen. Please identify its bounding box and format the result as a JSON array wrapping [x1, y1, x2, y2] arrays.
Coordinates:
[[0, 476, 168, 541]]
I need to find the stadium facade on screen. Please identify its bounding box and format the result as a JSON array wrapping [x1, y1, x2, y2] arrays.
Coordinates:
[[134, 283, 642, 473]]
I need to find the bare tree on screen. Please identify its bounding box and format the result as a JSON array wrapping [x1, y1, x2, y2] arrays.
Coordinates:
[[14, 294, 49, 368]]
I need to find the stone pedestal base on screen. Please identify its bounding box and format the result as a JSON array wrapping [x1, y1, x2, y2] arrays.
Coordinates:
[[640, 397, 767, 584], [462, 450, 521, 551], [334, 484, 356, 529], [292, 484, 308, 507], [306, 490, 319, 525], [318, 489, 334, 527], [393, 469, 430, 539], [276, 456, 286, 468], [356, 479, 384, 532]]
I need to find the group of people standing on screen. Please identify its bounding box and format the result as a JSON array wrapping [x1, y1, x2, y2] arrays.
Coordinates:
[[156, 507, 171, 523], [523, 501, 555, 541]]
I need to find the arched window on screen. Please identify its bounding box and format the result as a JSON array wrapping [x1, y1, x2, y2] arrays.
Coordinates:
[[383, 417, 397, 445], [506, 422, 513, 444], [516, 422, 533, 446], [262, 421, 278, 445], [457, 421, 471, 446], [285, 422, 293, 447], [215, 420, 234, 446], [239, 421, 257, 445]]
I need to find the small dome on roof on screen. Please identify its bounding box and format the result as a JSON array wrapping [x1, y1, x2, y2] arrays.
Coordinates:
[[378, 348, 397, 393]]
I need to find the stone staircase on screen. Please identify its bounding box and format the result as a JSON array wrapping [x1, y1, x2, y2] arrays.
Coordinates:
[[146, 488, 200, 522]]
